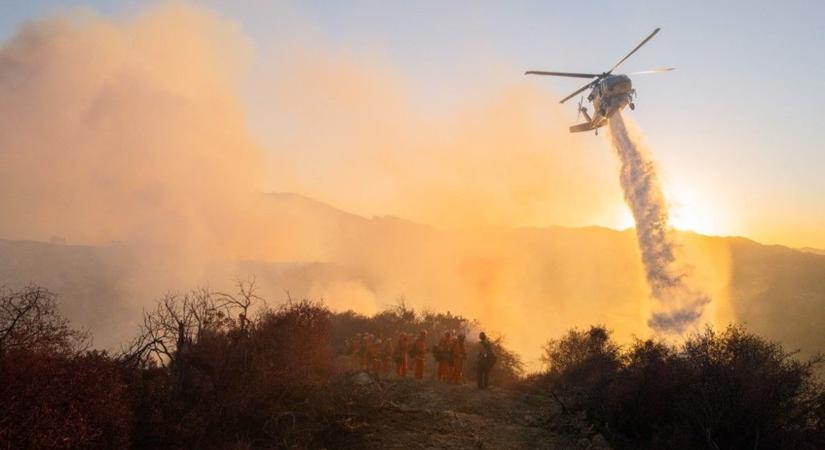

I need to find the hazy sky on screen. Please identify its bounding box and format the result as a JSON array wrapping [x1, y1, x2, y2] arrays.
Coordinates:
[[3, 0, 824, 248]]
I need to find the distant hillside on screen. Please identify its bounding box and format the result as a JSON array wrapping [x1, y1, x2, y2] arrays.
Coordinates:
[[1, 192, 823, 361], [725, 239, 825, 356], [0, 239, 136, 346]]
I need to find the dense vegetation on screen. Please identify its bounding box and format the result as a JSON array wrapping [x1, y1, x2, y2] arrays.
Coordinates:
[[0, 284, 521, 449], [534, 325, 825, 449], [2, 284, 345, 448], [1, 284, 823, 449]]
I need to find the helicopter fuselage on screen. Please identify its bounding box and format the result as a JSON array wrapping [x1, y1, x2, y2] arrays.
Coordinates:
[[585, 74, 634, 129]]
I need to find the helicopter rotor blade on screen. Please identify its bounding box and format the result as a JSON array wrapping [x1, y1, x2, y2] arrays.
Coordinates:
[[626, 67, 675, 75], [524, 71, 600, 78], [560, 80, 597, 104], [608, 28, 661, 74]]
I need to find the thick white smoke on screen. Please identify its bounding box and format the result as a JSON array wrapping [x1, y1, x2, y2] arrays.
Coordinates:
[[608, 113, 710, 333]]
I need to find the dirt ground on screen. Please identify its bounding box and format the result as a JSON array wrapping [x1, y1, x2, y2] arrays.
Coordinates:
[[334, 375, 610, 450]]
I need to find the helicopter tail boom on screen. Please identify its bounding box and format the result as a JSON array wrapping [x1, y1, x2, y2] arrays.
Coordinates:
[[569, 122, 597, 133]]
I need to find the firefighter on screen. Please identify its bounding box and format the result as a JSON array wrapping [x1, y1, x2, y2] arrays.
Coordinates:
[[451, 334, 467, 384], [370, 336, 383, 377], [412, 330, 428, 380], [381, 335, 394, 376], [360, 333, 373, 371], [476, 332, 496, 389], [436, 331, 454, 382], [344, 337, 352, 369], [395, 332, 410, 377], [350, 333, 363, 371]]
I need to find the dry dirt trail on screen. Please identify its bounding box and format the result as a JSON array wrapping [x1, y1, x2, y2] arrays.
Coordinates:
[[337, 375, 610, 450]]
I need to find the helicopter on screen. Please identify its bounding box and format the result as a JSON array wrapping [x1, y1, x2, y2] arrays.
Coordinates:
[[525, 28, 673, 134]]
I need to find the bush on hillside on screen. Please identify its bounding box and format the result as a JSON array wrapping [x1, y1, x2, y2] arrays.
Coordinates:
[[124, 287, 345, 449], [538, 324, 825, 449], [0, 286, 130, 449]]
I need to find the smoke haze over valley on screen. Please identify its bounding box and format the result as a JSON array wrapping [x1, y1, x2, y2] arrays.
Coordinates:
[[3, 192, 824, 368]]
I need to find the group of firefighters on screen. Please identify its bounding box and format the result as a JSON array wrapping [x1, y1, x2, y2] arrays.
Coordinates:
[[346, 330, 496, 389]]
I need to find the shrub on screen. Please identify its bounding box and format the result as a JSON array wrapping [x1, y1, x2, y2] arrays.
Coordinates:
[[540, 326, 621, 415], [124, 287, 343, 449], [0, 287, 129, 449], [677, 326, 825, 449], [538, 324, 825, 449]]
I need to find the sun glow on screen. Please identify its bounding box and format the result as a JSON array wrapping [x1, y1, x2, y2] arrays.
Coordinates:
[[617, 208, 635, 230], [667, 183, 728, 236], [611, 184, 730, 237]]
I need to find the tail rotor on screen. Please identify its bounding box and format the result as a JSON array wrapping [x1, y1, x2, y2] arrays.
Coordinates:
[[576, 96, 584, 120]]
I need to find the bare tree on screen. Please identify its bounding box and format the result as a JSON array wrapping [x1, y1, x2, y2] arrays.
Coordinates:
[[0, 285, 87, 357], [214, 278, 264, 334], [119, 279, 262, 367]]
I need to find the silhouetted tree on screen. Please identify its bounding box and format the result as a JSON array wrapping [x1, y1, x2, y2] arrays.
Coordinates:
[[0, 286, 128, 449], [0, 285, 87, 357]]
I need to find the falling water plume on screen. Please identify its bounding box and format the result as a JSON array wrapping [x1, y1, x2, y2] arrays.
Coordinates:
[[607, 112, 710, 333]]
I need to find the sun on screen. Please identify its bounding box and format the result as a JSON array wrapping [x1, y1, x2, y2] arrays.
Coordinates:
[[611, 184, 729, 236], [616, 208, 635, 231], [666, 184, 727, 236]]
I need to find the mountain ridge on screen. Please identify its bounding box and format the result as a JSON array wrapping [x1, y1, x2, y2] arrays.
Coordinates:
[[1, 191, 823, 364]]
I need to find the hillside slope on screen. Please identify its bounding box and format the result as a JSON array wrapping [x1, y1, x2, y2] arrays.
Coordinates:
[[337, 377, 601, 450]]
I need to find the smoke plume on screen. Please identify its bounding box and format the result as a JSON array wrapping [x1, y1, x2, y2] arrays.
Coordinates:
[[608, 113, 711, 333], [0, 5, 266, 263]]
